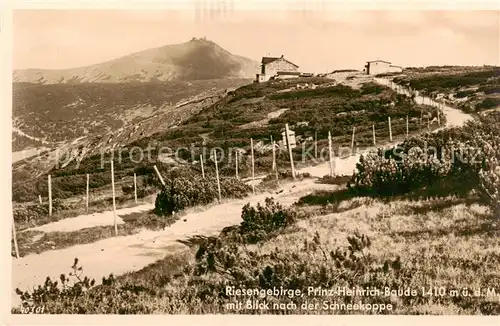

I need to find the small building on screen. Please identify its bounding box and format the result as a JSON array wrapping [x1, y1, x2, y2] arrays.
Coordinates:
[[365, 60, 403, 75], [256, 55, 299, 83], [281, 129, 297, 149]]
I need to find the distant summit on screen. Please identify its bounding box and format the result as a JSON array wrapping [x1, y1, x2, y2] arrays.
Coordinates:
[[13, 38, 259, 84]]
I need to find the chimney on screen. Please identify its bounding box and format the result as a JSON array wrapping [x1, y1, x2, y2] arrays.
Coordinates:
[[281, 54, 284, 58]]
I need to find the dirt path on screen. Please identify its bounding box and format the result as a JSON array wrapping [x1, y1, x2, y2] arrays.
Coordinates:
[[11, 179, 336, 307], [26, 204, 154, 233], [374, 77, 473, 127]]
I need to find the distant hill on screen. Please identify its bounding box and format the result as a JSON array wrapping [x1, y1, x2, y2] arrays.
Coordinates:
[[13, 38, 259, 84], [12, 78, 251, 152]]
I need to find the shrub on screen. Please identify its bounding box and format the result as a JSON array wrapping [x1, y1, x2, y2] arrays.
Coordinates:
[[476, 98, 499, 111], [13, 199, 66, 224], [348, 111, 500, 202], [154, 171, 251, 216], [317, 174, 352, 185], [261, 170, 311, 183], [239, 197, 308, 243]]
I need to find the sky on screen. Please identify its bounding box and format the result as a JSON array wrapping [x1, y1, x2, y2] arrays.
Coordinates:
[[12, 9, 500, 73]]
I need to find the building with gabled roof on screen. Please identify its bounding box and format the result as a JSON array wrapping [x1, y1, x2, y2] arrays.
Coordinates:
[[256, 55, 299, 83], [364, 59, 403, 75]]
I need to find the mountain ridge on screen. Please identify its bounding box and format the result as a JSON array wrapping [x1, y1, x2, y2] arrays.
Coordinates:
[[13, 38, 260, 84]]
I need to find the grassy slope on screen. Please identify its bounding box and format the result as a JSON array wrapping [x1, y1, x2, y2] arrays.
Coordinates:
[[13, 77, 437, 200], [16, 192, 499, 314]]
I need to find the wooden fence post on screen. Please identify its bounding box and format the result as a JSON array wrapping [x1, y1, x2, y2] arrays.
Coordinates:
[[388, 117, 393, 142], [372, 124, 376, 146], [406, 115, 409, 138], [38, 195, 42, 205], [328, 131, 334, 177], [12, 217, 19, 259], [427, 115, 430, 131], [48, 174, 52, 217], [111, 160, 118, 236], [251, 138, 255, 194], [351, 126, 356, 155], [200, 154, 205, 179], [272, 139, 276, 172], [214, 151, 222, 203], [285, 124, 296, 180], [153, 164, 166, 186], [314, 131, 318, 159], [134, 173, 138, 204], [273, 141, 278, 180], [420, 110, 423, 131], [86, 173, 89, 212], [235, 151, 239, 179]]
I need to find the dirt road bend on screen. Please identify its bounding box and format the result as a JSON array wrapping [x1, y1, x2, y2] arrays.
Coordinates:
[[11, 178, 336, 307]]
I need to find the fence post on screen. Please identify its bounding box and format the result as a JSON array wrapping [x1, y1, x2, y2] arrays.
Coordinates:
[[48, 174, 52, 217], [153, 165, 166, 186], [427, 115, 430, 131], [251, 138, 255, 194], [111, 160, 118, 236], [314, 131, 318, 159], [420, 110, 423, 131], [38, 195, 42, 205], [86, 173, 89, 212], [437, 111, 441, 126], [214, 151, 222, 203], [273, 140, 278, 180], [272, 139, 276, 172], [200, 154, 205, 179], [235, 151, 239, 179], [351, 126, 356, 155], [388, 117, 393, 142], [328, 131, 334, 177], [372, 124, 376, 146], [285, 124, 296, 180], [406, 115, 409, 138], [12, 217, 19, 259], [134, 173, 138, 204]]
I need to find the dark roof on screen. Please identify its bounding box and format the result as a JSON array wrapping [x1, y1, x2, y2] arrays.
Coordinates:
[[277, 71, 301, 76], [262, 57, 281, 64], [367, 60, 392, 64], [261, 55, 299, 68]]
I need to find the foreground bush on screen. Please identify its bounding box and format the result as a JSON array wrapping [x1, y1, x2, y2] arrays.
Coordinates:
[[238, 197, 308, 243], [349, 111, 500, 208], [154, 170, 251, 216]]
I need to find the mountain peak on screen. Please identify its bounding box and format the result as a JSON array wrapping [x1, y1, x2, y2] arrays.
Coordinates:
[[13, 39, 259, 84]]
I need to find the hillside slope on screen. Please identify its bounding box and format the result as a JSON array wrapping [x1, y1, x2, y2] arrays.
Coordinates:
[[13, 38, 259, 84], [12, 78, 251, 150]]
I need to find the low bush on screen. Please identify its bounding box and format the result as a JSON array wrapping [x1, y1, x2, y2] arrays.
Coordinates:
[[154, 169, 251, 216], [238, 197, 308, 243], [260, 170, 311, 183], [348, 112, 500, 206], [316, 175, 352, 185], [13, 199, 66, 224]]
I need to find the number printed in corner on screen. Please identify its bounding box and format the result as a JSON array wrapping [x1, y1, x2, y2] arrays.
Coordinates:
[[20, 306, 45, 314]]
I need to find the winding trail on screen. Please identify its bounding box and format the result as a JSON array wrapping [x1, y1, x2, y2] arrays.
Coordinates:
[[11, 77, 474, 307], [374, 77, 472, 127], [11, 177, 335, 307]]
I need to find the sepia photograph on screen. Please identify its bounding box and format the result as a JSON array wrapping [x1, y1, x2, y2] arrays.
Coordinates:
[[5, 0, 500, 321]]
